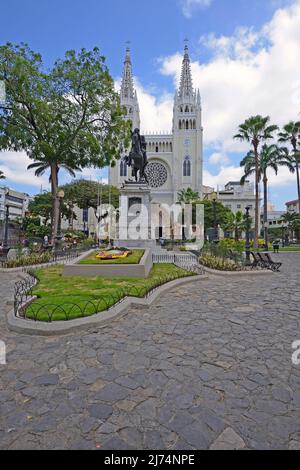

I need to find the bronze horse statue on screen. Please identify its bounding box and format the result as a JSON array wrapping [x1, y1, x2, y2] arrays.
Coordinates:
[[124, 129, 148, 183]]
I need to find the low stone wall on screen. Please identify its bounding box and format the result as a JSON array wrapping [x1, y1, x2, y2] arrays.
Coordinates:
[[63, 249, 153, 278]]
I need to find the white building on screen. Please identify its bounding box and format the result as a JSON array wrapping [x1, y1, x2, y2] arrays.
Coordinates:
[[286, 199, 300, 214], [0, 187, 30, 221], [217, 181, 257, 217], [109, 45, 203, 206]]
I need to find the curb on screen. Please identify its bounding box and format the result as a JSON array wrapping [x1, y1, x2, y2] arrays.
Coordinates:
[[7, 274, 208, 336], [201, 266, 275, 276]]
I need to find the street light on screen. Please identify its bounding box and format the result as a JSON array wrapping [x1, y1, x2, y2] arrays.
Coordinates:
[[57, 189, 65, 241], [245, 206, 251, 264], [3, 190, 10, 249], [211, 192, 218, 243]]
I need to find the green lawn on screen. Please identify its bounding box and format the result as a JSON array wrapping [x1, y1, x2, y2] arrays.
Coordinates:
[[78, 249, 144, 265], [259, 245, 300, 252], [26, 263, 194, 322]]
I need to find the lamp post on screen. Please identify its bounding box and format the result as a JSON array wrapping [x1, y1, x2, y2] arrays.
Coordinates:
[[57, 189, 65, 241], [3, 203, 9, 249], [212, 192, 218, 243], [245, 206, 251, 264], [3, 189, 10, 249]]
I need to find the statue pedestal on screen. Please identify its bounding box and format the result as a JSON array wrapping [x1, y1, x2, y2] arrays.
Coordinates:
[[114, 182, 156, 249]]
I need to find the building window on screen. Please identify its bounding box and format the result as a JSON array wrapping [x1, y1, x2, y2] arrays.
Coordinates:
[[120, 158, 127, 177], [237, 204, 241, 209], [183, 156, 191, 177]]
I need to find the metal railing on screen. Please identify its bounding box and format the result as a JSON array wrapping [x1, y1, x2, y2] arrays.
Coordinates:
[[14, 267, 199, 323], [1, 246, 87, 268]]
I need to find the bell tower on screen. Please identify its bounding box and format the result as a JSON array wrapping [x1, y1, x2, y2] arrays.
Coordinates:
[[120, 47, 140, 130], [172, 43, 203, 200]]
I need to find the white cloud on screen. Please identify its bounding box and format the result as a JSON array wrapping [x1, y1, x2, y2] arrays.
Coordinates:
[[158, 0, 300, 190], [209, 152, 231, 166], [180, 0, 213, 18], [203, 166, 244, 189], [0, 151, 50, 190], [135, 81, 174, 134]]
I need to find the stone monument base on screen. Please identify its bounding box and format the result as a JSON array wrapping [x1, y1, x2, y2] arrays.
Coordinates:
[[113, 239, 157, 249]]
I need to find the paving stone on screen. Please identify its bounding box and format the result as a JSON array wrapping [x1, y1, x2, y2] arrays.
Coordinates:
[[34, 374, 59, 386], [1, 253, 300, 450], [210, 427, 246, 450], [87, 403, 113, 420]]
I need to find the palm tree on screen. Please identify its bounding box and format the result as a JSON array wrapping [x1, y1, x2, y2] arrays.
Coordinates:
[[0, 170, 5, 179], [280, 212, 300, 241], [278, 122, 300, 215], [223, 211, 246, 241], [178, 188, 199, 204], [234, 116, 278, 248], [240, 144, 294, 249], [27, 159, 80, 241]]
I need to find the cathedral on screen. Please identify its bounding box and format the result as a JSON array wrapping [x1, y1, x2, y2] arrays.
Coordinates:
[[109, 45, 204, 206]]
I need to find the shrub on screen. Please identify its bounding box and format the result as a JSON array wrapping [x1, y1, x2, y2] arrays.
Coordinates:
[[199, 254, 243, 271], [3, 252, 52, 268]]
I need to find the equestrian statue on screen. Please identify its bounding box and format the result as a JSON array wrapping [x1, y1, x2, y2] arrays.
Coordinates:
[[124, 128, 148, 183]]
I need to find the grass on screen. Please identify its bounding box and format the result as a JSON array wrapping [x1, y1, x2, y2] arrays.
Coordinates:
[[258, 245, 300, 252], [78, 249, 144, 265], [25, 263, 194, 322]]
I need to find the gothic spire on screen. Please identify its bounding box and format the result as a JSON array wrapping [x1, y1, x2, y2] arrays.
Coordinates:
[[121, 47, 135, 100], [179, 44, 193, 99]]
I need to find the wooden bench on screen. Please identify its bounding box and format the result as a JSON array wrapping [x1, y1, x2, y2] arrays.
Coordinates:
[[258, 253, 282, 272]]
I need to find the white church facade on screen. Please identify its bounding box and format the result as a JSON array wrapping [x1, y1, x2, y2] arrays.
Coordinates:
[[109, 46, 204, 206]]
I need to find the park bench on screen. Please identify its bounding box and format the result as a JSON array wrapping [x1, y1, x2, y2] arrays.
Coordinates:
[[250, 252, 265, 269], [258, 253, 282, 272]]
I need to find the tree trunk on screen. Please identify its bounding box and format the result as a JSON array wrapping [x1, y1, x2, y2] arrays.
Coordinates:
[[50, 164, 59, 244], [263, 172, 269, 250], [235, 227, 239, 242], [292, 141, 300, 216], [253, 142, 260, 250], [296, 161, 300, 216]]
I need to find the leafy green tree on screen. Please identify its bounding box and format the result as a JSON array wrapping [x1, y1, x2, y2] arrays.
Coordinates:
[[28, 192, 75, 226], [234, 115, 278, 248], [240, 144, 294, 248], [178, 188, 200, 204], [19, 215, 51, 239], [223, 211, 246, 241], [278, 121, 300, 215], [200, 199, 232, 235], [62, 180, 120, 225], [0, 43, 130, 241], [280, 212, 300, 240]]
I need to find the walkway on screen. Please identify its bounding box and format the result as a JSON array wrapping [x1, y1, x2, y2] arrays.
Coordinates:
[[0, 254, 300, 450]]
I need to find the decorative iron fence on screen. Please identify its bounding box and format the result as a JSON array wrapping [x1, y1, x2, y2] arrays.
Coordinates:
[[1, 246, 87, 268], [13, 265, 201, 323]]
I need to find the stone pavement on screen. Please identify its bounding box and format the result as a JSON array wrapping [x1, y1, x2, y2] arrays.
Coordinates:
[[0, 253, 300, 450]]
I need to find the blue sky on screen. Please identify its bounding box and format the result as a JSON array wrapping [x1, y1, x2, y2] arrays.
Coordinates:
[[0, 0, 299, 209]]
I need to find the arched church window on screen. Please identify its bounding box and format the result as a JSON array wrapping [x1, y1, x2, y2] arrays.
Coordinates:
[[186, 120, 189, 130], [156, 145, 159, 153], [183, 156, 191, 177], [120, 158, 127, 177], [185, 105, 189, 113], [193, 120, 196, 129], [179, 120, 182, 130]]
